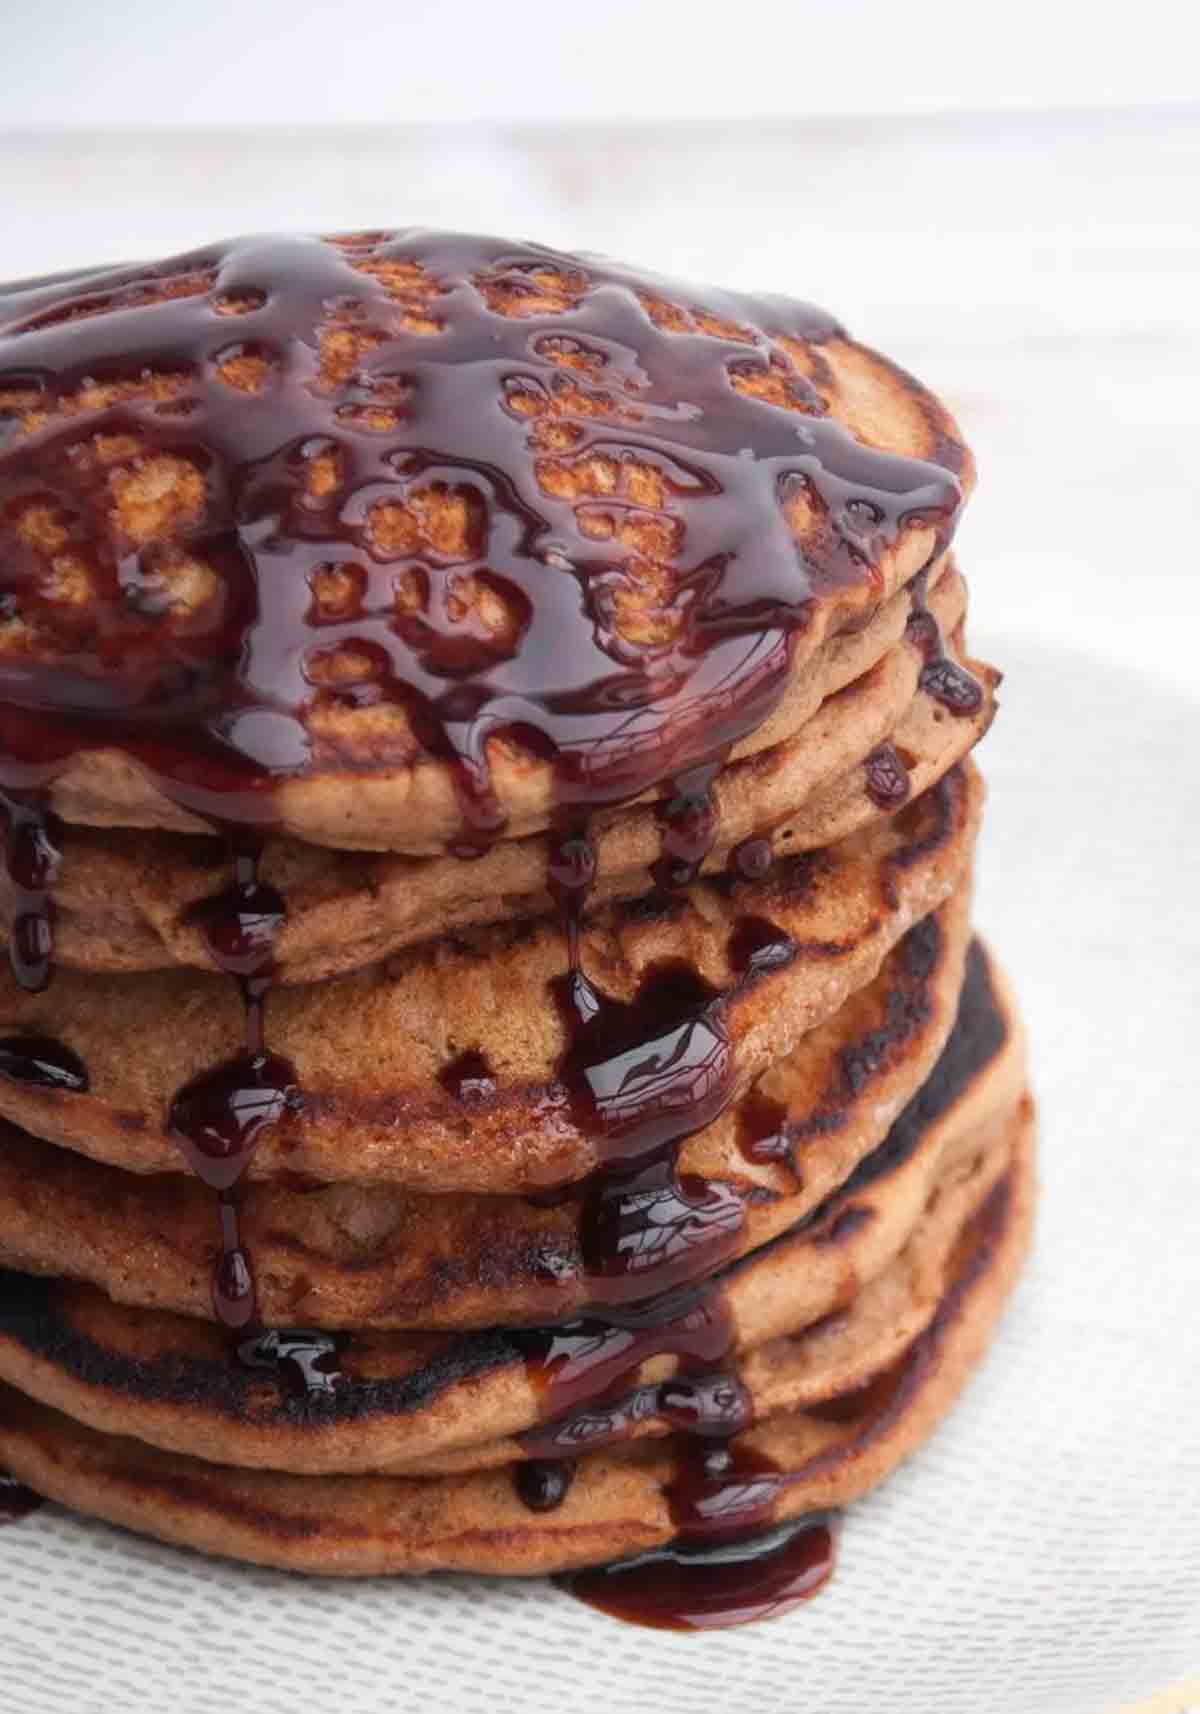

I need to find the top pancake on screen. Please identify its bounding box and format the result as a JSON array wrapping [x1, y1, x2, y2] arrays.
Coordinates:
[[0, 232, 972, 851]]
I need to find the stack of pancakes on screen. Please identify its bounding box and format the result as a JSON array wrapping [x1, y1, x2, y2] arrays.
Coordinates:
[[0, 233, 1032, 1613]]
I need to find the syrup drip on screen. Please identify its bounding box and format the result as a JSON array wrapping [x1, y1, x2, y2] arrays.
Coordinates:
[[864, 741, 912, 810], [731, 836, 773, 882], [438, 1048, 496, 1105], [238, 1327, 344, 1398], [527, 1272, 839, 1629], [517, 1283, 740, 1461], [728, 914, 797, 982], [906, 571, 983, 716], [510, 834, 845, 1626], [558, 1514, 837, 1630], [737, 1085, 792, 1165], [514, 1458, 576, 1513], [552, 962, 744, 1305], [1, 793, 61, 993], [0, 1468, 43, 1524], [0, 1035, 88, 1093], [547, 822, 597, 981], [653, 762, 722, 893], [168, 837, 295, 1334]]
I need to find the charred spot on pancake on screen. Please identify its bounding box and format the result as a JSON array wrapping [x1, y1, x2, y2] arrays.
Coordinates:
[[0, 1269, 520, 1428], [812, 1205, 874, 1247], [743, 943, 1006, 1270]]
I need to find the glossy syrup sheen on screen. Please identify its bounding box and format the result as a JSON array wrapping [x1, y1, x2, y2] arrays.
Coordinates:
[[558, 1514, 837, 1631], [0, 231, 963, 833], [0, 235, 974, 1612]]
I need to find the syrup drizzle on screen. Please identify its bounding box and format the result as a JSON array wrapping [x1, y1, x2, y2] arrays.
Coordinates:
[[168, 837, 296, 1336], [558, 1514, 837, 1630], [0, 1035, 88, 1093], [653, 761, 723, 893], [864, 741, 912, 810], [0, 232, 963, 840], [1, 793, 61, 993], [511, 875, 842, 1627], [731, 835, 773, 882], [237, 1327, 344, 1397], [514, 1458, 577, 1513], [0, 237, 972, 1621], [906, 571, 983, 716]]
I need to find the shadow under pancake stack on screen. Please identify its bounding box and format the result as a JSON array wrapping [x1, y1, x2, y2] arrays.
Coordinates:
[[0, 232, 1034, 1629]]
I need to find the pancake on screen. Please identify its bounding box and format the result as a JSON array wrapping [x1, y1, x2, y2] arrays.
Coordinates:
[[0, 891, 976, 1330], [0, 233, 1033, 1614], [0, 568, 990, 987], [0, 1109, 1033, 1574], [0, 232, 972, 853], [0, 762, 982, 1191], [0, 946, 1026, 1473]]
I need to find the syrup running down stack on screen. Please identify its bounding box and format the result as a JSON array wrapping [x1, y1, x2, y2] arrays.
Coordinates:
[[0, 232, 1034, 1629]]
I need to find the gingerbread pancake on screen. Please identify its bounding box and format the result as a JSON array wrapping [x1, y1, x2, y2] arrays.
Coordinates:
[[0, 1106, 1033, 1574], [0, 943, 1026, 1475], [0, 763, 982, 1191], [0, 890, 977, 1330], [0, 231, 972, 852]]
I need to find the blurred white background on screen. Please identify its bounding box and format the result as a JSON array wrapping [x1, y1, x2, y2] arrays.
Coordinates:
[[5, 0, 1198, 126], [1, 8, 1199, 1712]]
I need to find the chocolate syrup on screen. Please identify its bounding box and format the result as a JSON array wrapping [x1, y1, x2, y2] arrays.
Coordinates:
[[0, 232, 963, 840], [731, 836, 773, 882], [737, 1085, 791, 1164], [552, 962, 744, 1305], [238, 1326, 344, 1397], [558, 1513, 836, 1630], [0, 1468, 43, 1523], [728, 915, 797, 981], [653, 762, 722, 893], [0, 236, 969, 1621], [438, 1048, 496, 1105], [864, 741, 911, 810], [514, 1458, 576, 1512], [0, 1034, 87, 1092], [0, 793, 61, 992], [517, 1283, 740, 1460], [169, 837, 295, 1333], [547, 822, 597, 978], [906, 571, 982, 716]]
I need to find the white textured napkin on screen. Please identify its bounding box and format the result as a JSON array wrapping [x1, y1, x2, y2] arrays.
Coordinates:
[[0, 632, 1196, 1714]]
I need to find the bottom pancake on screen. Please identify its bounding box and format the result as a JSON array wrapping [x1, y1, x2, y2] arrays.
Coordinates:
[[0, 1102, 1034, 1576]]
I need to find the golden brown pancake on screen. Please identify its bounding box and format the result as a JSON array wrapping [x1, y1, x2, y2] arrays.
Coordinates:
[[0, 891, 977, 1330], [0, 763, 982, 1191], [0, 234, 973, 852], [0, 1108, 1033, 1574], [0, 568, 990, 986], [0, 944, 1026, 1474]]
